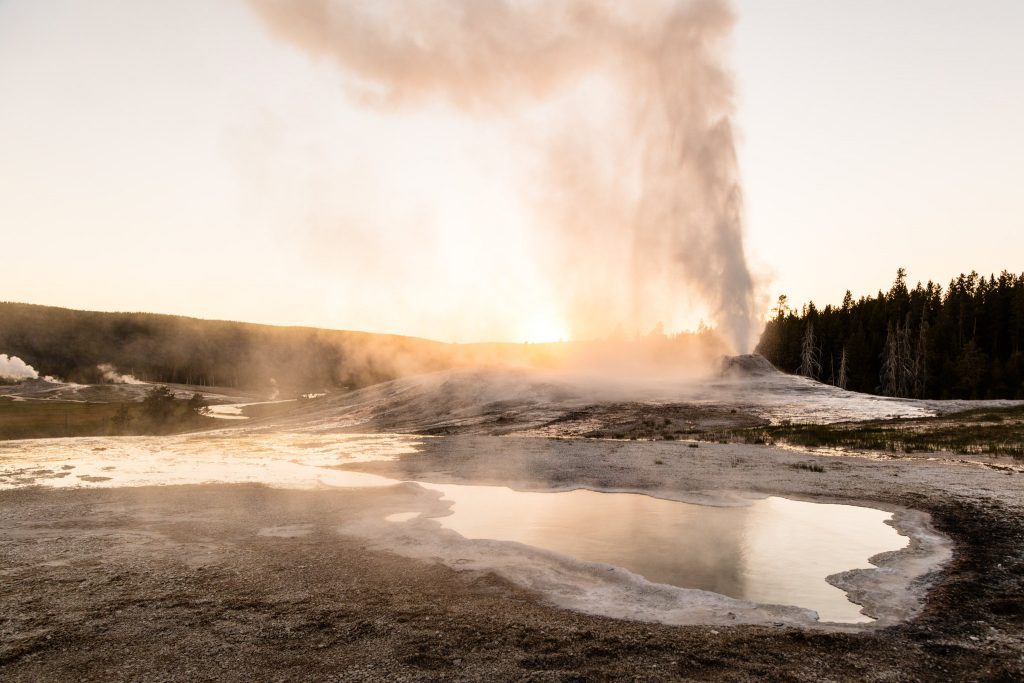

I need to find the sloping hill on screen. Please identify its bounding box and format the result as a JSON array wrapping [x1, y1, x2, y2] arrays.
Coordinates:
[[0, 302, 726, 394], [0, 302, 456, 392], [258, 355, 986, 437]]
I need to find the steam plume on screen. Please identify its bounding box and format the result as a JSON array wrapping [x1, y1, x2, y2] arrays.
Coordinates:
[[248, 0, 758, 351], [97, 363, 144, 385], [0, 354, 40, 381]]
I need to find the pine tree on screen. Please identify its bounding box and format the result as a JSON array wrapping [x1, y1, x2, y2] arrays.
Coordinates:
[[754, 268, 1024, 399], [772, 294, 790, 320]]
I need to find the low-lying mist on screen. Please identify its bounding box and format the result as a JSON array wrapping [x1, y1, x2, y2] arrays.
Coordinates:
[[248, 0, 762, 352], [0, 301, 732, 400]]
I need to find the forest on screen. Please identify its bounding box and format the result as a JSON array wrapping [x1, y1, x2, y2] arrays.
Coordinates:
[[756, 269, 1024, 399], [0, 302, 457, 392]]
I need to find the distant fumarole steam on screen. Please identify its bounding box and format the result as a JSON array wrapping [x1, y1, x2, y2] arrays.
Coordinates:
[[97, 363, 144, 385], [0, 354, 40, 381]]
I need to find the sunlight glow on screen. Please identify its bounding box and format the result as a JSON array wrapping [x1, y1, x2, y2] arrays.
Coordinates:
[[521, 312, 570, 344]]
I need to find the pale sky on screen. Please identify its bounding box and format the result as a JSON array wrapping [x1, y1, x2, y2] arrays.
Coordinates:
[[1, 1, 1021, 342]]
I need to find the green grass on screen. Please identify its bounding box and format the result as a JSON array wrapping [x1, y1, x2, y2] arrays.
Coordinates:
[[714, 405, 1024, 460], [0, 399, 220, 441]]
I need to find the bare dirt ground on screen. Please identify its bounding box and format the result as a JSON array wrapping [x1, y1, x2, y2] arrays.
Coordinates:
[[2, 361, 1022, 680], [2, 432, 1023, 681]]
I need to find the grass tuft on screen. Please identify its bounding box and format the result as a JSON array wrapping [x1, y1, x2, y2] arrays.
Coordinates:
[[709, 405, 1024, 460]]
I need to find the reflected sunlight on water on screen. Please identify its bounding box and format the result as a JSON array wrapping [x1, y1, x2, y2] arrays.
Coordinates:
[[419, 484, 905, 623], [1, 429, 906, 623]]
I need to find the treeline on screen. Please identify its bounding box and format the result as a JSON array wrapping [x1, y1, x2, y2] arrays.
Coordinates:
[[756, 270, 1024, 400], [0, 302, 457, 392]]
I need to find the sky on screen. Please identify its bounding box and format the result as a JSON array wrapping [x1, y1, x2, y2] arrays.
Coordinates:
[[1, 0, 1022, 343]]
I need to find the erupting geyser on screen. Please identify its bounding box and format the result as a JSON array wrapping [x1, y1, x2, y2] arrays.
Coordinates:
[[249, 0, 759, 352]]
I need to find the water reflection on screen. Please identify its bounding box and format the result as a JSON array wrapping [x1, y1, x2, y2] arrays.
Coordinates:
[[421, 484, 906, 623], [206, 399, 297, 420], [1, 431, 908, 623]]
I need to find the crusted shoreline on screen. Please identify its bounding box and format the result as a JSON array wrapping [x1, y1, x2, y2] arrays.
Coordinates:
[[2, 432, 1022, 680]]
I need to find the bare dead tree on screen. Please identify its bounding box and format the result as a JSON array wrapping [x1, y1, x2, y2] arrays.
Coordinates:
[[880, 322, 899, 396], [798, 323, 821, 380], [913, 317, 929, 398], [882, 316, 924, 398], [837, 347, 848, 390], [897, 317, 914, 398]]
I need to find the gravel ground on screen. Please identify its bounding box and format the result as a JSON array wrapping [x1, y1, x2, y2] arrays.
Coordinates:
[[2, 433, 1022, 681]]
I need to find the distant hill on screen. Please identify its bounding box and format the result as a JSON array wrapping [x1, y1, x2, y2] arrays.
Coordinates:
[[0, 302, 728, 394], [0, 302, 460, 393]]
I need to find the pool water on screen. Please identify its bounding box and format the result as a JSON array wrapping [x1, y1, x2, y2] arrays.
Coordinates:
[[417, 484, 907, 623]]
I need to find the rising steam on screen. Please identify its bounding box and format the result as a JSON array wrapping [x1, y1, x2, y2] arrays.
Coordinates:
[[97, 363, 144, 385], [248, 0, 759, 351], [0, 354, 40, 381]]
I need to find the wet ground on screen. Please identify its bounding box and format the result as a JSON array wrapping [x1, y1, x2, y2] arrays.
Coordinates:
[[2, 431, 1023, 681], [0, 432, 937, 628], [259, 364, 1021, 440]]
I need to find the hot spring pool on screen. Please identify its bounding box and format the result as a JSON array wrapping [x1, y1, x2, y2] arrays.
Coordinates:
[[397, 484, 907, 623], [1, 431, 916, 624]]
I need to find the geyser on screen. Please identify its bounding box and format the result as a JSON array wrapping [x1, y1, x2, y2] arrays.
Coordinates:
[[248, 0, 760, 351]]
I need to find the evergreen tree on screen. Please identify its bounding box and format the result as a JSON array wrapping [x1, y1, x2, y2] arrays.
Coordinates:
[[757, 269, 1024, 399]]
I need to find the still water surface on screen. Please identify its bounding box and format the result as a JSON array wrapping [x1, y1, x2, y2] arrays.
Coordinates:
[[413, 484, 906, 623]]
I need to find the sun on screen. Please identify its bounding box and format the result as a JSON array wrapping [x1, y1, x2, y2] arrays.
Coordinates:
[[521, 313, 569, 344]]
